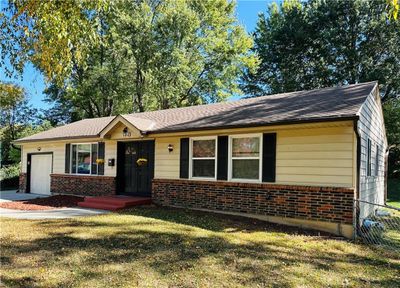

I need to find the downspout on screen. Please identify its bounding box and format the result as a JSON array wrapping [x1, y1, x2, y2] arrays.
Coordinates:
[[353, 118, 361, 239], [353, 118, 361, 200]]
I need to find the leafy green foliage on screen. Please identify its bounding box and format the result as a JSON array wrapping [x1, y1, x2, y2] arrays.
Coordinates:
[[109, 0, 258, 112], [0, 0, 109, 83], [2, 0, 257, 118], [383, 99, 400, 146], [0, 81, 52, 165], [0, 163, 20, 181], [41, 83, 80, 126], [383, 99, 400, 177], [387, 178, 400, 208], [242, 0, 400, 101]]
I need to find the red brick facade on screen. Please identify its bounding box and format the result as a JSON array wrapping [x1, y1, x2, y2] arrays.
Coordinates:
[[19, 173, 27, 193], [50, 174, 116, 196], [152, 179, 355, 224]]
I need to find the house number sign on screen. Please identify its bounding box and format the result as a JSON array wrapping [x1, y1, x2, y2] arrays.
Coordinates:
[[122, 127, 131, 137]]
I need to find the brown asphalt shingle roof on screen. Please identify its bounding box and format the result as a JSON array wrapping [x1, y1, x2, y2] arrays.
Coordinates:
[[16, 117, 115, 142], [16, 81, 377, 143]]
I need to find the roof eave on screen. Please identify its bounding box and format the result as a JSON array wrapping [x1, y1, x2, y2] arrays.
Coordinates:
[[13, 135, 101, 145], [13, 115, 360, 144], [146, 115, 359, 135]]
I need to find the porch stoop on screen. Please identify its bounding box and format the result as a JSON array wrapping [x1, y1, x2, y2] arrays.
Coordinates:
[[78, 196, 152, 211]]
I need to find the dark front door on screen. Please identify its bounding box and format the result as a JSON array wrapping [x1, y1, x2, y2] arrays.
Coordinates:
[[117, 141, 154, 196]]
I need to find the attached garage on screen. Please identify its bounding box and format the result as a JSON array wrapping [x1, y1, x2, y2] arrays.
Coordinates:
[[28, 153, 53, 195]]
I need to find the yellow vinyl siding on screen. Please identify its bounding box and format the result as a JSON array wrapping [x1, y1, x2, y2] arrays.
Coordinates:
[[21, 142, 65, 174], [277, 159, 353, 168], [277, 142, 352, 152], [154, 121, 355, 187], [276, 167, 353, 176], [276, 125, 354, 187], [155, 137, 180, 179], [104, 140, 117, 176]]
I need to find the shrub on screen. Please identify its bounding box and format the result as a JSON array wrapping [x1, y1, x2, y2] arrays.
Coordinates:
[[0, 164, 20, 181]]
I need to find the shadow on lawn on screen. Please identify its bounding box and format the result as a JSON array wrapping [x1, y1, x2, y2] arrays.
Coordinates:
[[2, 206, 400, 287], [39, 205, 332, 235], [119, 206, 337, 236]]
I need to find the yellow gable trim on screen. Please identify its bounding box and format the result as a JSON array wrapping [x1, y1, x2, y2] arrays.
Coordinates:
[[100, 115, 142, 139]]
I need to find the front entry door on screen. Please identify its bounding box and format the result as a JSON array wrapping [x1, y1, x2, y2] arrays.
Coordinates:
[[117, 141, 154, 196]]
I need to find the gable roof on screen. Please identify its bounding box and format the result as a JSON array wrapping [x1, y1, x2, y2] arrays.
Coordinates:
[[15, 81, 377, 143]]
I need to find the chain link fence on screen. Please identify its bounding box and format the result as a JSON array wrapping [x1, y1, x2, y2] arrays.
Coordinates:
[[354, 199, 400, 252]]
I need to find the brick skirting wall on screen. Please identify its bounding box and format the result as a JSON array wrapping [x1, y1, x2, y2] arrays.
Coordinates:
[[19, 173, 27, 193], [51, 174, 116, 196], [152, 179, 355, 224]]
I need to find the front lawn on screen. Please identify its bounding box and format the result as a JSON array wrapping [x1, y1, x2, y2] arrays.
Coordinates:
[[1, 207, 399, 287]]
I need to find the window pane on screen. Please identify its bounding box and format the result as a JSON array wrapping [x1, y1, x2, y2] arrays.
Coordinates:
[[232, 159, 259, 179], [72, 145, 77, 173], [77, 144, 91, 174], [232, 137, 260, 157], [193, 139, 215, 157], [193, 159, 215, 178]]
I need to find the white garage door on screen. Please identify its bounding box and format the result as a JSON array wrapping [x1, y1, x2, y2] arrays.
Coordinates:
[[30, 154, 52, 195]]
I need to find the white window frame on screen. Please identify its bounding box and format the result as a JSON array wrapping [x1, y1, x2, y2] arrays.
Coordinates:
[[228, 133, 263, 183], [70, 143, 98, 175], [189, 136, 217, 180]]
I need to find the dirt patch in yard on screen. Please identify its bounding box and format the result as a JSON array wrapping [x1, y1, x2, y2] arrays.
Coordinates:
[[0, 195, 84, 210]]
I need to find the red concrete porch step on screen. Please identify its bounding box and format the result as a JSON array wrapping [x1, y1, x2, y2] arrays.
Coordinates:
[[77, 196, 152, 211]]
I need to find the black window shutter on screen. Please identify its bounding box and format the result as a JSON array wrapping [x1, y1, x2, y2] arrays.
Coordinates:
[[180, 138, 189, 179], [116, 142, 125, 192], [217, 136, 228, 180], [65, 143, 71, 173], [91, 143, 98, 175], [262, 133, 276, 182], [98, 142, 105, 175]]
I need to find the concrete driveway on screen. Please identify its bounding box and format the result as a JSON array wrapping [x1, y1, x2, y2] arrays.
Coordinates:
[[0, 190, 109, 219], [0, 190, 48, 202], [0, 207, 109, 219]]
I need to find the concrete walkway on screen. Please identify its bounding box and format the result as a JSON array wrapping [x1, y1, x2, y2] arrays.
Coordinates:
[[0, 207, 109, 219], [0, 190, 109, 219]]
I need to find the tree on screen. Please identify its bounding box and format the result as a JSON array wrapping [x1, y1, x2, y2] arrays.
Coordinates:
[[41, 83, 80, 126], [242, 0, 400, 101], [383, 98, 400, 177], [42, 14, 132, 120], [0, 0, 109, 83], [101, 0, 258, 112], [0, 81, 38, 165], [4, 0, 257, 118]]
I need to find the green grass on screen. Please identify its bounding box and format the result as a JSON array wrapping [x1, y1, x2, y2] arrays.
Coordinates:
[[1, 206, 400, 288], [387, 178, 400, 208]]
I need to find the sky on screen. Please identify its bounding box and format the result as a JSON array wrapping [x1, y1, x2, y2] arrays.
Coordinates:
[[0, 0, 274, 110]]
